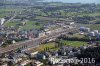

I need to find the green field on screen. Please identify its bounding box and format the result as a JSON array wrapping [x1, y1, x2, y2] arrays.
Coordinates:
[[66, 12, 100, 17], [31, 40, 88, 52], [4, 21, 20, 27], [90, 24, 100, 30], [30, 43, 57, 52], [0, 8, 23, 18], [79, 24, 100, 31], [37, 43, 57, 51], [59, 40, 88, 47], [4, 21, 43, 30], [21, 21, 43, 30]]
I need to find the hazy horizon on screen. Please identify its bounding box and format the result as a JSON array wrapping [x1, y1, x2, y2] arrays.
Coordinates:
[[43, 0, 100, 4]]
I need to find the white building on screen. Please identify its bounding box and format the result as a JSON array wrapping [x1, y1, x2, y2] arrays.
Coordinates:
[[85, 28, 90, 32], [30, 51, 38, 57], [0, 18, 5, 25], [39, 32, 46, 37], [20, 60, 31, 66], [33, 61, 43, 66], [93, 30, 99, 35], [69, 22, 75, 25], [89, 32, 95, 36], [88, 30, 99, 37], [79, 27, 90, 32], [66, 22, 75, 25]]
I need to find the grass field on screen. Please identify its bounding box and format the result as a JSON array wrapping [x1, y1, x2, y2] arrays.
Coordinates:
[[35, 16, 56, 21], [66, 12, 100, 17], [60, 40, 88, 47], [30, 43, 57, 52], [21, 21, 43, 30], [0, 8, 23, 18], [30, 40, 88, 52], [37, 43, 57, 51], [90, 24, 100, 30], [4, 21, 43, 30], [79, 24, 100, 31], [4, 21, 20, 27]]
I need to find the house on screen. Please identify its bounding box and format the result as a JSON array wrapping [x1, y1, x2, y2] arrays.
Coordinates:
[[79, 27, 90, 32], [1, 63, 7, 66], [0, 18, 5, 25], [30, 51, 39, 57], [30, 29, 40, 38], [36, 53, 46, 60], [97, 33, 100, 38], [12, 40, 16, 44], [18, 30, 28, 39], [1, 57, 22, 64], [39, 31, 46, 38], [93, 30, 99, 36], [65, 22, 75, 25], [32, 61, 43, 66], [0, 40, 4, 46], [19, 60, 31, 66], [88, 31, 95, 36], [7, 33, 17, 40], [0, 26, 6, 30], [79, 32, 84, 35], [13, 57, 22, 63]]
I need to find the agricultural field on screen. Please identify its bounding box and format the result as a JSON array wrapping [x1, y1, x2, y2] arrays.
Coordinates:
[[4, 21, 20, 27], [21, 21, 43, 30], [1, 3, 100, 31], [4, 21, 44, 30], [0, 8, 23, 18], [67, 12, 100, 17]]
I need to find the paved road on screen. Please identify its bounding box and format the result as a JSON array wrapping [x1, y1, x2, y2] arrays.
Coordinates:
[[0, 28, 76, 54]]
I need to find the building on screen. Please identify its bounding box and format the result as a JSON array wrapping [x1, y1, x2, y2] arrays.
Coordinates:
[[39, 31, 46, 38], [32, 61, 43, 66], [1, 63, 8, 66], [79, 27, 90, 32], [94, 30, 99, 35], [0, 18, 5, 25], [89, 32, 95, 36], [19, 60, 31, 66], [36, 53, 46, 60], [97, 33, 100, 38], [0, 40, 4, 46], [30, 51, 38, 57]]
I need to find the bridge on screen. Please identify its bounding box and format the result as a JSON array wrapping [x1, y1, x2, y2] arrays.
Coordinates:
[[0, 27, 76, 55]]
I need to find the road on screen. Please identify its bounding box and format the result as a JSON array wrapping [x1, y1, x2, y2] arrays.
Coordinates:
[[6, 12, 17, 22], [0, 28, 76, 54]]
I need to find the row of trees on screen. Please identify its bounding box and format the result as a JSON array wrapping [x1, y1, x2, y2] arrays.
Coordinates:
[[58, 35, 100, 42]]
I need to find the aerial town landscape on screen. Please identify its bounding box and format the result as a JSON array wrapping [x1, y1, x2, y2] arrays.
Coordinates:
[[0, 0, 100, 66]]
